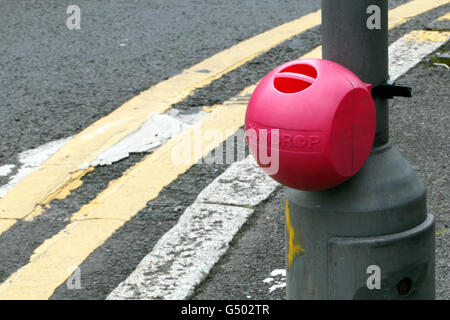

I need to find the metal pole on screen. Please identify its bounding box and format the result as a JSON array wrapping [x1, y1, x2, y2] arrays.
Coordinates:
[[285, 0, 435, 299], [322, 0, 388, 146]]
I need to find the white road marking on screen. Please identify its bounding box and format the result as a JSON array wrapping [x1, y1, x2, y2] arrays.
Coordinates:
[[0, 138, 72, 198], [108, 203, 254, 300], [269, 282, 286, 293], [0, 165, 15, 177], [91, 118, 134, 136], [389, 31, 450, 80], [263, 269, 286, 293], [108, 30, 449, 300], [270, 269, 286, 277], [83, 113, 189, 168], [0, 109, 206, 199], [166, 108, 209, 125], [196, 156, 280, 206], [107, 157, 279, 300]]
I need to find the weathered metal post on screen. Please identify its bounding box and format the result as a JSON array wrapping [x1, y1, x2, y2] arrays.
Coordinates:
[[285, 0, 435, 299]]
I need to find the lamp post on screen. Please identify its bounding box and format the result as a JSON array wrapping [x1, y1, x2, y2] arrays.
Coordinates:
[[285, 0, 435, 299]]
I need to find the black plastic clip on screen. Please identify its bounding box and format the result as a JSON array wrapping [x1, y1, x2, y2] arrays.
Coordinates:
[[371, 80, 412, 99]]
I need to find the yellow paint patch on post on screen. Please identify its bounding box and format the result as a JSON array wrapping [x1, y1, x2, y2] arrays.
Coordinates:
[[405, 30, 450, 42], [389, 0, 450, 29], [285, 199, 305, 268]]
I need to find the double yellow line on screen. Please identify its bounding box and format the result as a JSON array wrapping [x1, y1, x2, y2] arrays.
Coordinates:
[[0, 0, 448, 299], [0, 10, 323, 226]]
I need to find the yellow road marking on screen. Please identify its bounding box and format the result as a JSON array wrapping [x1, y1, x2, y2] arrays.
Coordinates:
[[0, 220, 16, 235], [302, 1, 450, 61], [0, 101, 248, 300], [428, 10, 450, 31], [0, 9, 322, 223], [405, 30, 450, 42], [389, 0, 449, 29], [0, 0, 448, 299], [285, 199, 305, 268], [301, 45, 323, 59], [0, 219, 124, 299], [24, 168, 94, 222], [436, 11, 450, 21]]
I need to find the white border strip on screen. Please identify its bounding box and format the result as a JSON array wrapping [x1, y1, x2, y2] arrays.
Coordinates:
[[108, 157, 279, 300]]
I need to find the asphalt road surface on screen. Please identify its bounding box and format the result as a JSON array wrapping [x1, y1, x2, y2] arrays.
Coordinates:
[[0, 0, 448, 300]]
